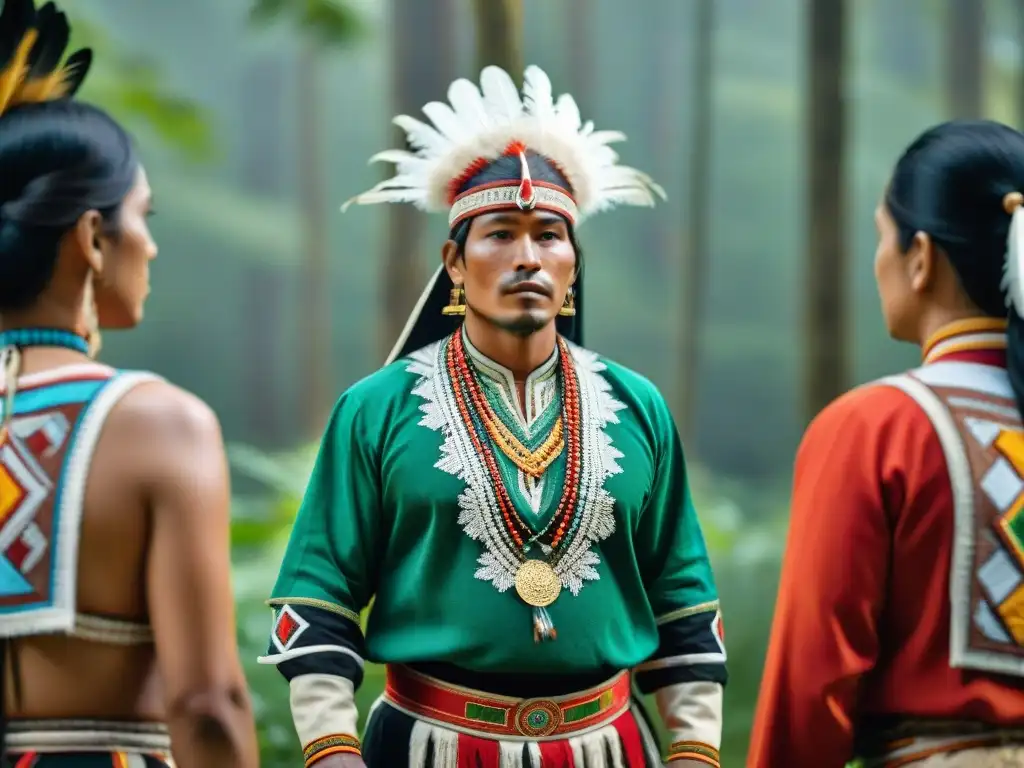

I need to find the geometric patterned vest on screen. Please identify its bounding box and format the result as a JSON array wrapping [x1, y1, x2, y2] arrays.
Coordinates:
[[0, 365, 159, 639], [882, 360, 1024, 678]]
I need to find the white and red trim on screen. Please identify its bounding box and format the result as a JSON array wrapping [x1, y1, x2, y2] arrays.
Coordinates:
[[448, 180, 578, 228], [922, 318, 1008, 365], [0, 363, 116, 394]]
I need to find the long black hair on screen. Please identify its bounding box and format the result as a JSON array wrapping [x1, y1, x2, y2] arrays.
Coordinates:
[[0, 99, 138, 311], [885, 119, 1024, 414]]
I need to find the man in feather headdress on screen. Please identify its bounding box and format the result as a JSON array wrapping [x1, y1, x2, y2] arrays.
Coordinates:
[[258, 65, 727, 768]]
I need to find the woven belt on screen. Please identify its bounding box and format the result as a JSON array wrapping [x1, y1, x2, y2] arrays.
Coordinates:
[[4, 719, 172, 756], [384, 664, 631, 740]]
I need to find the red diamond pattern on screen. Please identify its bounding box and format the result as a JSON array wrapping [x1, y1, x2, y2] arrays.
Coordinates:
[[275, 609, 299, 646], [6, 537, 29, 571]]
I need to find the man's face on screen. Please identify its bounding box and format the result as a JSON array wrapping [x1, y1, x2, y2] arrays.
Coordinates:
[[444, 209, 577, 336]]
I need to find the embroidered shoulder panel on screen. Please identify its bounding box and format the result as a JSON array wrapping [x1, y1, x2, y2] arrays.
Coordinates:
[[0, 372, 158, 638], [407, 340, 626, 596], [886, 364, 1024, 677]]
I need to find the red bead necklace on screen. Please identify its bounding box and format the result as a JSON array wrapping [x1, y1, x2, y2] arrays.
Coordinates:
[[447, 332, 584, 551]]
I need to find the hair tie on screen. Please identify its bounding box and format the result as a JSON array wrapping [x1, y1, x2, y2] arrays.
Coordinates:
[[1003, 191, 1024, 316]]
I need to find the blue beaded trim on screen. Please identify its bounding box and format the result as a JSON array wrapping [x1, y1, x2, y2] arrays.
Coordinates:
[[0, 328, 89, 355]]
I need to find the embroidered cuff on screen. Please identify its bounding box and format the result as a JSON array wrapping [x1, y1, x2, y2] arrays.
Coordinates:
[[635, 603, 727, 693], [666, 740, 720, 766], [257, 600, 366, 688], [291, 673, 360, 763], [654, 680, 723, 752], [304, 733, 361, 766]]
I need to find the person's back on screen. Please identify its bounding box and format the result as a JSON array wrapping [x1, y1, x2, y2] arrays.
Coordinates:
[[1, 359, 162, 727], [0, 2, 257, 764], [749, 121, 1024, 767]]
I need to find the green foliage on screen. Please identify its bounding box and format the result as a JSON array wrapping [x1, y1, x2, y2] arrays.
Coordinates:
[[154, 171, 304, 265], [228, 442, 316, 551], [70, 18, 213, 161], [248, 0, 368, 47]]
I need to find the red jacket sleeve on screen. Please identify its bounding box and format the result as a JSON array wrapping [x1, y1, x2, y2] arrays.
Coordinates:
[[748, 384, 922, 768]]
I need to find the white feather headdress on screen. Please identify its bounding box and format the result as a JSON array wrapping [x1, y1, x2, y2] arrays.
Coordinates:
[[342, 64, 665, 225]]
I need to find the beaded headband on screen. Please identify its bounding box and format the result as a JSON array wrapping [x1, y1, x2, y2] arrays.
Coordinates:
[[446, 145, 580, 228]]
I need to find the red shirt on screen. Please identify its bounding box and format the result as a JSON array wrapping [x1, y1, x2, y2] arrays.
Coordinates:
[[748, 319, 1024, 768]]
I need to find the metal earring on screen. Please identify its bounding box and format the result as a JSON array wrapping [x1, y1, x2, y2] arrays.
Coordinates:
[[442, 285, 467, 316], [558, 286, 576, 317]]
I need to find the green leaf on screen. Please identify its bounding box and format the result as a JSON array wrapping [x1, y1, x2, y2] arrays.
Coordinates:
[[227, 442, 318, 497], [103, 86, 213, 161], [248, 0, 368, 47], [249, 0, 289, 24], [69, 16, 214, 161], [301, 0, 366, 44]]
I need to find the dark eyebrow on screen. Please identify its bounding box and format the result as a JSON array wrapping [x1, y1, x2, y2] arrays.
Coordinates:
[[481, 213, 523, 226], [534, 212, 567, 227], [482, 212, 567, 226]]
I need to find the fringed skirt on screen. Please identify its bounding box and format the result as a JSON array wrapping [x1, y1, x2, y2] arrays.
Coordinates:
[[362, 664, 662, 768], [1, 720, 173, 767]]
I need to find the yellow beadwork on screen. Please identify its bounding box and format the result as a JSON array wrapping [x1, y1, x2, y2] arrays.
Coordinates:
[[303, 733, 361, 767], [482, 411, 564, 478], [997, 584, 1024, 646], [665, 740, 720, 766], [922, 318, 1008, 364]]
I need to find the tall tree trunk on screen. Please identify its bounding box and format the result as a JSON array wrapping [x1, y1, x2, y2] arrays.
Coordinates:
[[643, 1, 680, 287], [1017, 0, 1024, 125], [565, 0, 591, 107], [380, 0, 458, 361], [240, 54, 286, 444], [472, 0, 524, 77], [298, 42, 331, 436], [945, 0, 984, 118], [803, 0, 848, 424], [874, 0, 928, 88], [680, 0, 714, 448]]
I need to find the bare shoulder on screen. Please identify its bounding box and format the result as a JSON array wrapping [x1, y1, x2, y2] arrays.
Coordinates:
[[97, 380, 226, 497], [105, 379, 223, 447]]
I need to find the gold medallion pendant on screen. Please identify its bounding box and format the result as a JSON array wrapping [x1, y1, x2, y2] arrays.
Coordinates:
[[515, 559, 561, 607]]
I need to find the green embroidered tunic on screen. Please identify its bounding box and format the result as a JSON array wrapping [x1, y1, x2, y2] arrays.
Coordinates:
[[269, 332, 719, 674]]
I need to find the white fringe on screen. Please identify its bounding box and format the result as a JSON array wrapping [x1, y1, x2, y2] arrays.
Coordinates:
[[498, 741, 527, 768], [569, 723, 626, 768], [405, 718, 637, 767], [409, 720, 434, 767]]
